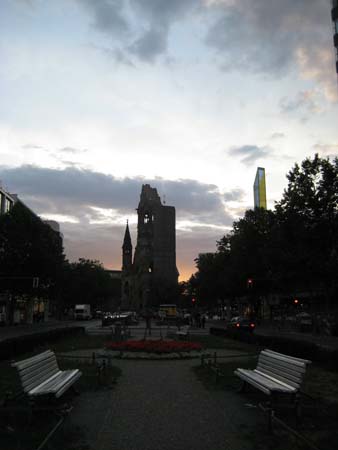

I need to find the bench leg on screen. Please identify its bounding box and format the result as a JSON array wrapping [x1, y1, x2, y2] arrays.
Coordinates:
[[238, 381, 248, 393], [295, 395, 302, 423], [267, 405, 274, 433]]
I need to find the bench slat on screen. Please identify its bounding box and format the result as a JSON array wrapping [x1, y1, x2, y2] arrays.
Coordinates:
[[235, 368, 295, 394], [18, 354, 57, 377], [261, 350, 309, 368], [263, 349, 311, 365], [235, 369, 272, 395], [12, 350, 55, 371], [257, 363, 301, 388], [29, 370, 80, 396], [258, 356, 305, 382], [54, 371, 82, 398], [259, 354, 306, 375], [21, 363, 60, 393]]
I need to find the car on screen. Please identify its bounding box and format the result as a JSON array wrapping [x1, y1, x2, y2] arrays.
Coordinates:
[[101, 312, 114, 327], [228, 317, 256, 332], [296, 312, 312, 332]]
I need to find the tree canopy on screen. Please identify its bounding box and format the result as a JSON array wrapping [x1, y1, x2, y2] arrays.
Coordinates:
[[191, 155, 338, 309]]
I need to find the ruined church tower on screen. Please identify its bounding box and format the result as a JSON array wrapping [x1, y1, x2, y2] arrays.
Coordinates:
[[121, 184, 179, 311]]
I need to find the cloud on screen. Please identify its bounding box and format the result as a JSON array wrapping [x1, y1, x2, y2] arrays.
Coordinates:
[[279, 90, 322, 115], [270, 132, 285, 140], [77, 0, 129, 36], [223, 188, 245, 202], [0, 164, 235, 279], [78, 0, 199, 63], [228, 145, 271, 166], [58, 147, 88, 154], [204, 0, 336, 98], [0, 165, 234, 225], [128, 27, 168, 62], [21, 144, 44, 150]]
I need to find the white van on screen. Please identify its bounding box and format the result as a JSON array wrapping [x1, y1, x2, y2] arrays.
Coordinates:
[[74, 304, 92, 320]]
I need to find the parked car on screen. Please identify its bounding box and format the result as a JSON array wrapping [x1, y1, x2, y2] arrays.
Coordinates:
[[228, 317, 256, 333], [296, 312, 312, 332], [102, 311, 139, 327], [102, 312, 114, 327]]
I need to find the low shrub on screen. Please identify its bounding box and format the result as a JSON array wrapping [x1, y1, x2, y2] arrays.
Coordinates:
[[105, 339, 202, 354]]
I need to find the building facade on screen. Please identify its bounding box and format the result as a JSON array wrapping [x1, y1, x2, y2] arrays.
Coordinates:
[[0, 190, 62, 325], [0, 185, 14, 215], [121, 184, 179, 311], [253, 167, 267, 209]]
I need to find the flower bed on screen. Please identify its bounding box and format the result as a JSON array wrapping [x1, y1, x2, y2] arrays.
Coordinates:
[[105, 339, 202, 354]]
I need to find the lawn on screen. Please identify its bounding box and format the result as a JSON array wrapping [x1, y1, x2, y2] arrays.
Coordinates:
[[189, 333, 260, 353], [193, 356, 338, 450], [0, 332, 121, 450]]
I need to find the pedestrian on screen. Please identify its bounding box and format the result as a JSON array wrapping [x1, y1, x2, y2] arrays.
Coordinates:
[[145, 310, 152, 337]]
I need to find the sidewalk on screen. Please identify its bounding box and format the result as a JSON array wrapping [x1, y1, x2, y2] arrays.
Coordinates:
[[53, 356, 268, 450]]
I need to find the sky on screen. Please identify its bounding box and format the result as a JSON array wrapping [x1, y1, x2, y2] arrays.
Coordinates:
[[0, 0, 337, 281]]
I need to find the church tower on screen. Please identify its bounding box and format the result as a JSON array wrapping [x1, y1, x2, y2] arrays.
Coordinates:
[[121, 184, 179, 311], [122, 221, 132, 271], [121, 221, 133, 309]]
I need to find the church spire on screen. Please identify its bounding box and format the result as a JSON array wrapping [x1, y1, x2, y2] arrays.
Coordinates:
[[122, 221, 132, 271], [122, 220, 132, 250]]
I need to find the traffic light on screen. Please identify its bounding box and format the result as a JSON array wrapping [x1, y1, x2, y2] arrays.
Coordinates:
[[247, 278, 253, 288], [294, 299, 299, 305], [192, 297, 196, 304]]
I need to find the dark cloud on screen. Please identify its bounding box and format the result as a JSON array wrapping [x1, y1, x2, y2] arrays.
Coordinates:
[[128, 27, 167, 62], [205, 0, 330, 78], [0, 165, 233, 225], [228, 145, 271, 166], [223, 189, 245, 202], [78, 0, 129, 36], [0, 164, 236, 278], [78, 0, 199, 62]]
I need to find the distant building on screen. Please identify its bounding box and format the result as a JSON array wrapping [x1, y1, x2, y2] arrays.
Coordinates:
[[121, 184, 179, 311], [253, 167, 267, 209], [332, 0, 338, 75]]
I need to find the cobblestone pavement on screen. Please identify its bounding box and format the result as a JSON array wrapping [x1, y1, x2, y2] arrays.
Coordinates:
[[59, 356, 267, 450]]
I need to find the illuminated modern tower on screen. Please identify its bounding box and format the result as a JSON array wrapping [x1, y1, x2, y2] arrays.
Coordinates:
[[253, 167, 267, 209], [332, 0, 338, 76]]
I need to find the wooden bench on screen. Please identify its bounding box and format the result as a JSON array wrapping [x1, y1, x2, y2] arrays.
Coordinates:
[[234, 349, 311, 428], [12, 350, 82, 401]]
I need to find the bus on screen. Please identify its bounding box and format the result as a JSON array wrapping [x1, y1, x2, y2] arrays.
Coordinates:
[[158, 304, 177, 319]]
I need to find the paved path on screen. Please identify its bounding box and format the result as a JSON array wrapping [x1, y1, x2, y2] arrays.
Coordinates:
[[61, 357, 266, 450]]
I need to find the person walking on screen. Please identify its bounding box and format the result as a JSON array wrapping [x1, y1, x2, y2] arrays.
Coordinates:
[[144, 309, 152, 338]]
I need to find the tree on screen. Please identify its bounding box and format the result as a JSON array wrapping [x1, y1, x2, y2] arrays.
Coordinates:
[[0, 201, 64, 295], [275, 154, 338, 303], [60, 259, 120, 310]]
